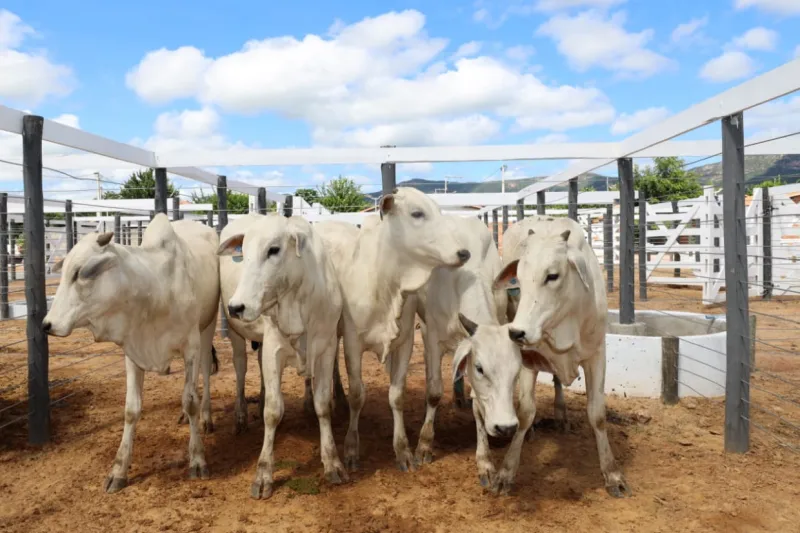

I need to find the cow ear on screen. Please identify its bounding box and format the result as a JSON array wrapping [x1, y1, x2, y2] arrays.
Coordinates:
[[379, 193, 395, 220], [97, 232, 114, 247], [217, 234, 244, 256], [567, 248, 590, 291], [493, 260, 519, 291], [51, 257, 64, 274], [452, 339, 471, 384], [79, 253, 118, 281]]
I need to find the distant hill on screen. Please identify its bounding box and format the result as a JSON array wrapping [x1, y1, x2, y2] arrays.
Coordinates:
[[362, 154, 800, 199]]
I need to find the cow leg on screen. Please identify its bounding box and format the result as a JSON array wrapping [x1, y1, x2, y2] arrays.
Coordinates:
[[472, 396, 496, 489], [583, 351, 632, 498], [257, 345, 265, 421], [492, 367, 537, 496], [230, 330, 249, 434], [342, 322, 365, 472], [332, 353, 348, 417], [104, 355, 144, 493], [251, 334, 287, 499], [199, 321, 216, 434], [415, 323, 442, 465], [310, 332, 348, 486], [388, 329, 417, 473], [553, 375, 568, 431], [183, 330, 209, 481]]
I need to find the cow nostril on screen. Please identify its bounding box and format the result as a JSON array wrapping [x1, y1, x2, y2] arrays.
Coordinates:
[[228, 303, 245, 318], [42, 321, 52, 333], [457, 249, 471, 263], [494, 423, 519, 437], [508, 328, 526, 342]]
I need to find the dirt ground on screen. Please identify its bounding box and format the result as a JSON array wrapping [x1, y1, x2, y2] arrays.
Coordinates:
[[1, 276, 799, 533]]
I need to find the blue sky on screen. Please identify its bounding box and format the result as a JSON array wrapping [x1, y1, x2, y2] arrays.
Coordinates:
[[1, 0, 799, 200]]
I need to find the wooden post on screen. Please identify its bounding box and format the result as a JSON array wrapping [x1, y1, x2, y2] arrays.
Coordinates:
[[137, 221, 143, 246], [619, 157, 635, 324], [65, 200, 74, 253], [282, 195, 293, 218], [217, 175, 229, 339], [722, 112, 750, 454], [154, 168, 168, 215], [72, 221, 77, 248], [661, 336, 679, 405], [0, 193, 8, 320], [762, 187, 772, 300], [23, 115, 50, 445], [492, 209, 499, 245], [516, 198, 524, 222], [568, 178, 578, 221], [537, 191, 545, 215], [9, 224, 16, 282], [257, 187, 267, 214], [604, 204, 614, 293], [502, 205, 509, 233], [114, 214, 121, 244], [381, 162, 396, 196], [639, 189, 648, 301], [172, 193, 180, 221], [483, 212, 488, 226]]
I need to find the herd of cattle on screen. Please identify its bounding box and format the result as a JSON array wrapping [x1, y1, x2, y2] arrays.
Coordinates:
[[41, 187, 632, 500]]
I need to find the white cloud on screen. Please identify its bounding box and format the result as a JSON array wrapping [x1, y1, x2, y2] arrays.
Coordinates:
[[536, 10, 675, 78], [505, 45, 535, 61], [0, 9, 75, 106], [671, 16, 708, 44], [745, 95, 800, 140], [534, 0, 627, 11], [153, 107, 220, 139], [699, 50, 756, 82], [399, 162, 434, 174], [732, 27, 778, 51], [127, 10, 616, 147], [734, 0, 800, 16], [610, 107, 670, 135], [472, 8, 489, 22], [450, 41, 482, 60]]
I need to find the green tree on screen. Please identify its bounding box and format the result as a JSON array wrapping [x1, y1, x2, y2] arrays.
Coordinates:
[[317, 176, 369, 213], [746, 174, 784, 196], [102, 169, 177, 200], [633, 157, 702, 203], [295, 188, 320, 206], [189, 189, 262, 215]]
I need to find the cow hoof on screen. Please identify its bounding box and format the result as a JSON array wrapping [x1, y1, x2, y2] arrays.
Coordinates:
[[325, 463, 349, 485], [556, 419, 570, 433], [234, 418, 248, 435], [524, 427, 535, 442], [415, 449, 434, 465], [103, 475, 128, 494], [395, 451, 419, 473], [605, 476, 632, 498], [189, 464, 210, 480], [201, 419, 215, 434], [177, 412, 188, 425], [490, 469, 514, 496], [251, 480, 274, 500]]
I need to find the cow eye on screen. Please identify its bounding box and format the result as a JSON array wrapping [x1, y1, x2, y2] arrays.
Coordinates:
[[545, 273, 559, 283], [267, 246, 280, 258], [475, 363, 484, 375], [411, 211, 424, 219]]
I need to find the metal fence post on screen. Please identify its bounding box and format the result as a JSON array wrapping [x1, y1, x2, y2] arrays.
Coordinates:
[[23, 114, 50, 445], [537, 191, 545, 215], [722, 112, 750, 454], [283, 195, 293, 218], [619, 158, 635, 324], [604, 204, 614, 293], [257, 187, 267, 215], [72, 221, 77, 248], [0, 193, 8, 320], [639, 189, 648, 301], [114, 214, 121, 244], [568, 178, 578, 221], [483, 212, 488, 226], [381, 162, 396, 196], [206, 210, 213, 227], [137, 221, 143, 246], [217, 175, 229, 339], [154, 168, 168, 215], [65, 200, 74, 253], [762, 187, 772, 300], [502, 205, 509, 233], [492, 209, 499, 245], [516, 198, 524, 221]]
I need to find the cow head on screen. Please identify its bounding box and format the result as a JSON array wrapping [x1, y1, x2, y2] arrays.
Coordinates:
[[218, 214, 312, 323], [43, 231, 120, 337], [378, 187, 471, 272], [452, 313, 523, 438], [494, 226, 592, 354]]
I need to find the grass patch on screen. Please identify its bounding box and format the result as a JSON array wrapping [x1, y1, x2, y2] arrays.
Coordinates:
[[286, 477, 320, 495], [274, 459, 300, 471]]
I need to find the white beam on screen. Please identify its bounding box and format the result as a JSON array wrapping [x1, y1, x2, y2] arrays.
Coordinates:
[[517, 58, 800, 200]]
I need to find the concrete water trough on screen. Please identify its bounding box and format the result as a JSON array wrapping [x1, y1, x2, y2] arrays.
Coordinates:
[[538, 310, 733, 401]]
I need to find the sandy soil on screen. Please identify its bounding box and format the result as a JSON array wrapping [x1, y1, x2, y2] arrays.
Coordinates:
[[1, 278, 799, 533]]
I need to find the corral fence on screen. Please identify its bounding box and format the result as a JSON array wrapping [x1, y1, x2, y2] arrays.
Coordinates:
[[2, 59, 800, 458]]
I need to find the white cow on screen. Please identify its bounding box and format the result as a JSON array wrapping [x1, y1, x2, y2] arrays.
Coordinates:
[[414, 215, 508, 463], [42, 214, 220, 493], [457, 214, 631, 497], [313, 187, 471, 472], [219, 214, 347, 499], [219, 213, 347, 435]]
